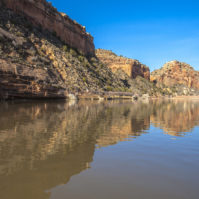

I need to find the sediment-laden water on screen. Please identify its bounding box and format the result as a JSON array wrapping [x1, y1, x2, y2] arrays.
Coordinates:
[[0, 99, 199, 199]]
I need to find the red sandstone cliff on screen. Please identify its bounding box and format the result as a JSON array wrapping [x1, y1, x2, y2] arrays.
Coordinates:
[[151, 61, 199, 89], [0, 5, 129, 99], [1, 0, 95, 56], [96, 49, 150, 80]]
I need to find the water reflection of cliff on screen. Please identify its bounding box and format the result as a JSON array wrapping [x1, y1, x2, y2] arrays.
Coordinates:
[[0, 101, 150, 199], [0, 102, 96, 199], [0, 99, 199, 199], [0, 101, 150, 174], [95, 102, 150, 147], [150, 99, 199, 136]]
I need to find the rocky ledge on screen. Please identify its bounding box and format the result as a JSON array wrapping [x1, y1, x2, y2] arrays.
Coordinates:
[[151, 61, 199, 95], [96, 49, 150, 80], [0, 0, 95, 56], [0, 5, 130, 99], [0, 0, 199, 100]]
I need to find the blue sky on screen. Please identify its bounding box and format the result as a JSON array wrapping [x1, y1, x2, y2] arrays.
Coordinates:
[[49, 0, 199, 71]]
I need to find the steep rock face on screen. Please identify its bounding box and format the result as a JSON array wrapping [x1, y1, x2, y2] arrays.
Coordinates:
[[151, 61, 199, 89], [0, 7, 128, 99], [0, 0, 95, 56], [96, 49, 150, 80], [0, 59, 66, 99]]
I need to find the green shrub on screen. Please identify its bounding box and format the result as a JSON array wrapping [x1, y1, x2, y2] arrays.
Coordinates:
[[15, 31, 22, 37], [82, 60, 90, 68], [105, 86, 113, 91], [107, 80, 112, 86], [114, 87, 131, 92], [82, 77, 87, 82], [90, 57, 97, 63], [78, 55, 85, 62], [78, 50, 84, 56], [70, 48, 77, 57], [63, 45, 68, 52], [99, 63, 104, 68]]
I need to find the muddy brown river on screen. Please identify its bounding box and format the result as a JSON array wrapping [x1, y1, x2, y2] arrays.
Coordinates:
[[0, 99, 199, 199]]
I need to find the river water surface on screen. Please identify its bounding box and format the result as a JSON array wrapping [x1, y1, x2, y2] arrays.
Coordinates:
[[0, 99, 199, 199]]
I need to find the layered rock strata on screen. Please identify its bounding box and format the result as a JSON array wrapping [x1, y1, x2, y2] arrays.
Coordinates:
[[96, 49, 150, 80], [0, 59, 66, 99], [0, 6, 128, 99], [0, 0, 95, 56], [151, 61, 199, 89]]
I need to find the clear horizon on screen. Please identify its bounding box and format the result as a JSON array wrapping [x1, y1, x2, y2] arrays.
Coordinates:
[[49, 0, 199, 71]]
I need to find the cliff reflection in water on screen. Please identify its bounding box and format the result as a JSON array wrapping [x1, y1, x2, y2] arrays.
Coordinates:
[[150, 99, 199, 136], [0, 99, 199, 199]]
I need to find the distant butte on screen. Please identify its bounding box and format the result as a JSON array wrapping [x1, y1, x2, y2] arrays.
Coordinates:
[[151, 60, 199, 89], [96, 49, 150, 80]]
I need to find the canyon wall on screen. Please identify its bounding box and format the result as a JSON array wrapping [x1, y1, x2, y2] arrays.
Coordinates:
[[96, 49, 150, 80], [151, 61, 199, 89], [0, 0, 95, 56], [0, 5, 129, 99]]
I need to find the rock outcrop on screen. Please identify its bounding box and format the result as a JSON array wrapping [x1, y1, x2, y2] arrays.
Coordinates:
[[96, 49, 150, 80], [1, 0, 198, 99], [0, 59, 67, 99], [0, 6, 128, 99], [0, 0, 95, 56], [151, 61, 199, 89]]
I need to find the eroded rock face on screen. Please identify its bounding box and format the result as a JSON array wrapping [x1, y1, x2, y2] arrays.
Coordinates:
[[1, 0, 95, 56], [96, 49, 150, 80], [0, 59, 66, 99], [0, 7, 129, 99], [151, 61, 199, 89]]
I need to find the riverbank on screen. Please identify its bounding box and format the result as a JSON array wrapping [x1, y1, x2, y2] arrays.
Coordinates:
[[2, 90, 199, 101], [70, 92, 199, 101]]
